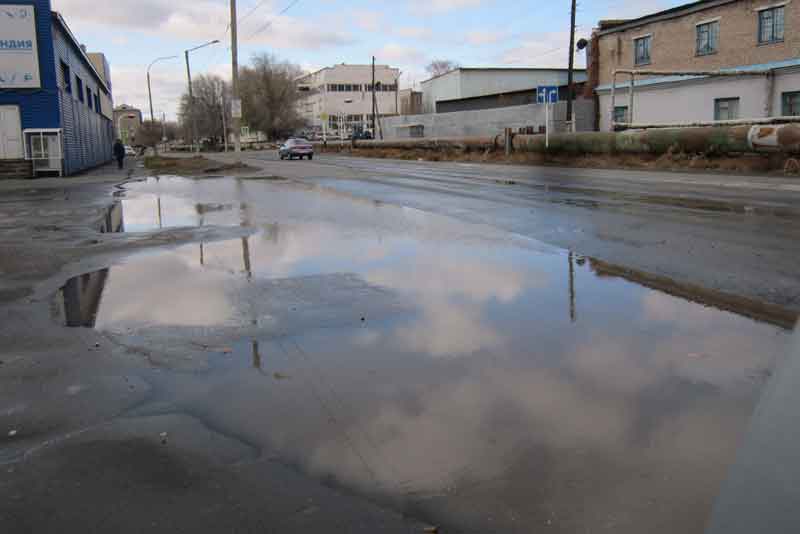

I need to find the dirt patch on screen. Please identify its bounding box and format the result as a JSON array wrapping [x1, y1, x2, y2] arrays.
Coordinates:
[[332, 146, 796, 175], [144, 156, 254, 175]]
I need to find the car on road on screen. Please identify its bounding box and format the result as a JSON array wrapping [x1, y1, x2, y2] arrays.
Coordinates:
[[279, 138, 314, 160], [124, 145, 136, 157]]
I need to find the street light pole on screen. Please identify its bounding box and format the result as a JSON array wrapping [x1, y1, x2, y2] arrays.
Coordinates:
[[147, 55, 178, 123], [184, 40, 220, 153]]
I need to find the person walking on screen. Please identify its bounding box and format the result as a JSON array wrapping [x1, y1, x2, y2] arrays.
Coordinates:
[[113, 139, 125, 170]]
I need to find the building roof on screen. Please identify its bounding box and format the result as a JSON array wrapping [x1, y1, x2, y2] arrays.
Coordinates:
[[51, 11, 110, 93], [595, 0, 738, 36], [296, 63, 398, 82], [421, 66, 588, 85], [595, 57, 800, 92]]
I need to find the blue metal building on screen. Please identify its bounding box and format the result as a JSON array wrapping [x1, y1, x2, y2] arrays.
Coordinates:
[[0, 0, 113, 177]]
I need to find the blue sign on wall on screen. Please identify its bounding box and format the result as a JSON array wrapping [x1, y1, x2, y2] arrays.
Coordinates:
[[537, 86, 559, 104]]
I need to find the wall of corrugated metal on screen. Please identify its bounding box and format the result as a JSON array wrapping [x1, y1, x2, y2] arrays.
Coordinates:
[[0, 0, 60, 130], [52, 19, 112, 175]]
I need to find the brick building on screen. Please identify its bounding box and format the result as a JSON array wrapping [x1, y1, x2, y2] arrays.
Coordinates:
[[591, 0, 800, 130]]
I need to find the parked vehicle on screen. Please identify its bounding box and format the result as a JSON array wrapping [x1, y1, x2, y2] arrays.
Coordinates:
[[279, 138, 314, 160]]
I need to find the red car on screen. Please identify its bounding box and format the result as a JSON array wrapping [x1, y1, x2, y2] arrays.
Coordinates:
[[278, 138, 314, 160]]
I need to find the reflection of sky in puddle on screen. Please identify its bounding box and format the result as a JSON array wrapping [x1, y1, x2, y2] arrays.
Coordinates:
[[81, 177, 793, 533]]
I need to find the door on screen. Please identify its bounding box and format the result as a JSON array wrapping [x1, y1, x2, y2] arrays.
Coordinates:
[[0, 106, 23, 159]]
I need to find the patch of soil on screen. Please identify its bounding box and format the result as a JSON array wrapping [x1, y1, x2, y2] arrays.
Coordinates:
[[333, 147, 797, 176], [144, 156, 253, 175]]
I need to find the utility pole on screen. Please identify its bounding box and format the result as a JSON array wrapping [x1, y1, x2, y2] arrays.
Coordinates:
[[220, 86, 229, 153], [371, 56, 376, 136], [184, 50, 196, 152], [566, 0, 577, 132], [230, 0, 242, 154]]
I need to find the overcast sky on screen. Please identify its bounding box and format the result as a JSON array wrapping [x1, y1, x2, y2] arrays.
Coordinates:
[[51, 0, 680, 120]]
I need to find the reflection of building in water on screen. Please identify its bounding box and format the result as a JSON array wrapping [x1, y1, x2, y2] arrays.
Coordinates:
[[588, 257, 797, 329], [58, 202, 123, 326], [57, 268, 110, 327]]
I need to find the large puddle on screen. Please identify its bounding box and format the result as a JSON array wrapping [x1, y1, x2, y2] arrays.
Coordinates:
[[55, 176, 794, 533]]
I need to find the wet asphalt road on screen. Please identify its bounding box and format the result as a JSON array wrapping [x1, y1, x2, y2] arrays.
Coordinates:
[[236, 150, 800, 317], [1, 157, 799, 533]]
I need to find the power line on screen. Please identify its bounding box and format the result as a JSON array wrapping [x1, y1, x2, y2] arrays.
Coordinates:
[[245, 0, 301, 42]]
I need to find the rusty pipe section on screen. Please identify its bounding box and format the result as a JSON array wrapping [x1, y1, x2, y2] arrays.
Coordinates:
[[512, 124, 800, 154], [339, 124, 800, 155], [352, 136, 502, 150]]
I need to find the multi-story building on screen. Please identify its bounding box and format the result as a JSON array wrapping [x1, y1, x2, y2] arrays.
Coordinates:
[[0, 0, 114, 177], [113, 104, 142, 145], [399, 88, 423, 115], [295, 63, 400, 136], [591, 0, 800, 130]]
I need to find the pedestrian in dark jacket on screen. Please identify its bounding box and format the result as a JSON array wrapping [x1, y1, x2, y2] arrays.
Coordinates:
[[113, 139, 125, 170]]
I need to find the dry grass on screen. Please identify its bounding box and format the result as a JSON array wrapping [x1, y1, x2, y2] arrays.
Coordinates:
[[327, 146, 795, 176], [144, 155, 253, 175]]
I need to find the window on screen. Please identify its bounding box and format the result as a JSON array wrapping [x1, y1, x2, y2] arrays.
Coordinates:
[[714, 97, 740, 121], [86, 87, 92, 108], [634, 35, 651, 65], [782, 91, 800, 116], [75, 76, 84, 102], [94, 93, 100, 113], [696, 21, 719, 55], [758, 6, 784, 44], [613, 106, 629, 124], [60, 62, 71, 93]]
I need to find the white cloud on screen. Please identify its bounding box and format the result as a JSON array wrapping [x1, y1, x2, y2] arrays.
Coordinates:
[[496, 31, 586, 69], [394, 26, 432, 39], [601, 0, 667, 20], [52, 0, 354, 51], [352, 10, 383, 32], [464, 30, 507, 46], [409, 0, 485, 13], [375, 43, 426, 65]]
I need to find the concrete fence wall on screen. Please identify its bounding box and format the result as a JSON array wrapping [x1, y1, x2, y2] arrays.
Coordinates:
[[379, 100, 595, 140]]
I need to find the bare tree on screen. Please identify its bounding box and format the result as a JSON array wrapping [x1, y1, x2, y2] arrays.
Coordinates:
[[178, 74, 231, 147], [425, 59, 461, 78], [137, 120, 163, 147], [238, 53, 306, 140]]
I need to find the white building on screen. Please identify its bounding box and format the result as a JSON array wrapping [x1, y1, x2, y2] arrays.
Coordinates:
[[420, 67, 588, 114], [296, 64, 400, 137]]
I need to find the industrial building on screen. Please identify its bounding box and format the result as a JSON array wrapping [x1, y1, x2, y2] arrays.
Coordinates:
[[295, 63, 401, 137], [591, 0, 800, 130], [113, 104, 143, 145], [0, 0, 114, 177], [420, 66, 588, 114]]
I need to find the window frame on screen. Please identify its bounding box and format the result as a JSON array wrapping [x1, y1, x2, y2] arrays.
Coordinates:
[[714, 97, 740, 121], [633, 35, 652, 66], [75, 76, 84, 102], [60, 61, 72, 93], [613, 105, 629, 124], [758, 6, 785, 45], [782, 91, 800, 116], [696, 20, 719, 56]]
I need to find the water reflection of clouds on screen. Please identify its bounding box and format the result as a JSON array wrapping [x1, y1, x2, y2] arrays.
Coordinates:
[[93, 177, 792, 533]]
